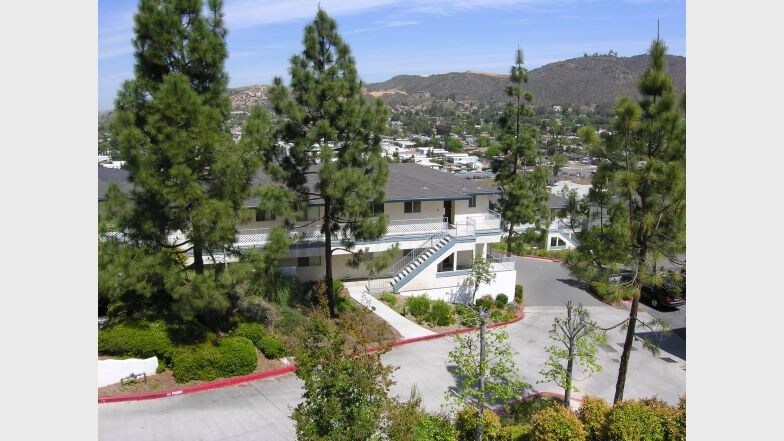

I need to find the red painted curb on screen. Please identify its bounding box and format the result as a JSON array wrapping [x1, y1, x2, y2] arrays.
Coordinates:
[[98, 365, 298, 404], [99, 306, 526, 404]]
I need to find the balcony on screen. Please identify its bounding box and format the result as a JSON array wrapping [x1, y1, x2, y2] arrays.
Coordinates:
[[235, 211, 502, 249]]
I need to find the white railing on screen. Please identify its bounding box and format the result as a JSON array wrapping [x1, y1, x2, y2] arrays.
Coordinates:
[[488, 253, 516, 272], [367, 277, 393, 293], [450, 217, 476, 238], [391, 231, 448, 276], [469, 210, 502, 231], [386, 218, 448, 236]]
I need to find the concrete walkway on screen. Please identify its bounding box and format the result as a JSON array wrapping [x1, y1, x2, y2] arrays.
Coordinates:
[[345, 283, 436, 339]]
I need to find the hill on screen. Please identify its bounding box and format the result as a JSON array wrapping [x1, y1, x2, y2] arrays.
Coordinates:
[[364, 54, 685, 108]]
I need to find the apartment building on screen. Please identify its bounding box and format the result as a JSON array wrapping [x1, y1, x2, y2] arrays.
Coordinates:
[[99, 163, 516, 303]]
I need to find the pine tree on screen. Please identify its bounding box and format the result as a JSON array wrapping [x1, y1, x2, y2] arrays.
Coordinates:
[[103, 0, 261, 324], [262, 9, 390, 318], [492, 48, 551, 253], [565, 38, 686, 404]]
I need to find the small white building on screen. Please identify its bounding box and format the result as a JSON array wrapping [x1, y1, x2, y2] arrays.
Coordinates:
[[100, 160, 126, 169]]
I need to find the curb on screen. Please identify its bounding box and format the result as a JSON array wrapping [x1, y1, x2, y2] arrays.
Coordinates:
[[99, 306, 526, 404]]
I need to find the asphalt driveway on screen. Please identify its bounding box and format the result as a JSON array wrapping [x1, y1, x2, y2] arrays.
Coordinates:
[[515, 256, 606, 307]]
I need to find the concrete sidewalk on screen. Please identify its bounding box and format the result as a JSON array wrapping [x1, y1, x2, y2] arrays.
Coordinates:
[[345, 283, 436, 339]]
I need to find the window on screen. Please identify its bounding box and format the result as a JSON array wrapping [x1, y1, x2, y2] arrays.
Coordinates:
[[404, 201, 421, 213], [550, 237, 566, 247], [297, 256, 322, 267], [468, 195, 476, 208], [256, 210, 276, 222], [371, 202, 385, 215]]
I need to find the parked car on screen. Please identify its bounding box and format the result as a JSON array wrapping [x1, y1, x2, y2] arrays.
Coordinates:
[[641, 281, 685, 309]]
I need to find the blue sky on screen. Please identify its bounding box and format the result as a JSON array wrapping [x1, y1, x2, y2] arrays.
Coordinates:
[[99, 0, 686, 111]]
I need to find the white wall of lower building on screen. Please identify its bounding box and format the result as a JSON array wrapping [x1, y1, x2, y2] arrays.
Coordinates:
[[98, 356, 159, 388], [398, 269, 516, 304]]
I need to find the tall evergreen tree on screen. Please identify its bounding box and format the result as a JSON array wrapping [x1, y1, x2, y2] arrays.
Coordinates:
[[262, 9, 390, 318], [492, 48, 551, 253], [565, 38, 686, 404], [103, 0, 263, 324]]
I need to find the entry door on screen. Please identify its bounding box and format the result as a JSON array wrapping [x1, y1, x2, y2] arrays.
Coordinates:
[[443, 200, 454, 225]]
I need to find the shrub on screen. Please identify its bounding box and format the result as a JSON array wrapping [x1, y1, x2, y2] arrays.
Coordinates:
[[515, 284, 524, 304], [640, 397, 684, 441], [380, 292, 397, 306], [98, 320, 174, 364], [495, 293, 509, 308], [333, 279, 345, 296], [455, 407, 502, 441], [217, 337, 259, 377], [229, 322, 267, 349], [259, 333, 288, 359], [503, 311, 519, 321], [336, 291, 356, 314], [498, 424, 532, 441], [274, 307, 307, 335], [530, 405, 586, 441], [506, 301, 520, 313], [455, 304, 476, 327], [236, 296, 277, 324], [577, 396, 611, 441], [429, 300, 454, 326], [506, 396, 562, 425], [406, 295, 431, 320], [475, 295, 495, 311], [172, 337, 257, 383], [490, 308, 505, 322], [413, 413, 459, 441], [605, 400, 664, 441]]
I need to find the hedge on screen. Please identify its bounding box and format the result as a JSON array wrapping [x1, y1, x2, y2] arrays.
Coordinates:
[[495, 293, 509, 308], [406, 295, 431, 320], [98, 320, 174, 364], [229, 322, 267, 349], [498, 424, 532, 441], [259, 333, 287, 359], [530, 405, 586, 441], [429, 300, 454, 326], [515, 284, 524, 304], [605, 400, 665, 441], [455, 407, 501, 441], [577, 396, 611, 441], [171, 336, 257, 383]]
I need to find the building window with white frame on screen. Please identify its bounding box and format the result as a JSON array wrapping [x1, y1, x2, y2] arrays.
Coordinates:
[[468, 195, 476, 208]]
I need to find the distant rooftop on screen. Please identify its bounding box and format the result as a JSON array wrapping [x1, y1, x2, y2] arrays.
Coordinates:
[[100, 163, 499, 206]]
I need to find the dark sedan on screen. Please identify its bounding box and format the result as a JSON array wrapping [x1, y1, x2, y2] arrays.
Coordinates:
[[641, 282, 685, 309]]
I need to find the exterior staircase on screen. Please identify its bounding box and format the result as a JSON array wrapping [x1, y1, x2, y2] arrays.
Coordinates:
[[389, 233, 456, 292]]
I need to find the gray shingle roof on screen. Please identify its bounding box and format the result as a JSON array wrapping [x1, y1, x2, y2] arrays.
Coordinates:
[[99, 163, 499, 207], [98, 166, 131, 201]]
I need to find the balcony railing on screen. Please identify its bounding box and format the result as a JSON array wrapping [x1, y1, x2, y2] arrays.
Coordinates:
[[470, 210, 502, 231], [488, 252, 516, 272]]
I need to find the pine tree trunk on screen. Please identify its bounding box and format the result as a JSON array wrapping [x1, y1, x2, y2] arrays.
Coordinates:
[[193, 241, 204, 275], [614, 295, 639, 404], [506, 224, 514, 254], [323, 198, 337, 318]]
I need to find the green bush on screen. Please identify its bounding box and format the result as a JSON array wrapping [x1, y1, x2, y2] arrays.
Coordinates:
[[530, 405, 586, 441], [577, 396, 611, 441], [515, 284, 524, 304], [455, 407, 502, 441], [98, 320, 174, 364], [455, 304, 476, 327], [274, 307, 307, 335], [495, 293, 509, 308], [498, 424, 532, 441], [506, 301, 520, 313], [380, 292, 397, 306], [217, 337, 258, 377], [333, 279, 345, 295], [229, 322, 267, 349], [490, 308, 505, 322], [171, 336, 257, 383], [640, 398, 685, 441], [429, 300, 454, 326], [605, 400, 664, 441], [476, 295, 495, 311], [413, 413, 458, 441], [259, 333, 288, 359], [406, 295, 431, 320], [506, 396, 562, 425]]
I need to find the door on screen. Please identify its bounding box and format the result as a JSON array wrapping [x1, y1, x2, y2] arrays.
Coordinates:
[[443, 200, 453, 225]]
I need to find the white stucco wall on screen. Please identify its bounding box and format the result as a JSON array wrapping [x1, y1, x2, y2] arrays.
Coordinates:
[[399, 269, 516, 304], [98, 356, 159, 388]]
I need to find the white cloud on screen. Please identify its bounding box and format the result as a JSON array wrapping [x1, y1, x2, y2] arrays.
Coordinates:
[[345, 20, 419, 34]]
